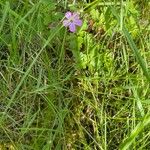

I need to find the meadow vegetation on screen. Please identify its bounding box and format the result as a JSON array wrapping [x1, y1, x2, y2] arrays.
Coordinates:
[[0, 0, 150, 149]]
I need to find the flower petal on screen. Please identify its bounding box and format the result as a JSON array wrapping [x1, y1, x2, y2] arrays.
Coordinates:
[[63, 20, 70, 27], [69, 23, 76, 32], [65, 12, 72, 19], [73, 19, 82, 26], [72, 13, 80, 19]]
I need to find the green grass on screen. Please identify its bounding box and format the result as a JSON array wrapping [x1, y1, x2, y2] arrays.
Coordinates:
[[0, 0, 150, 149]]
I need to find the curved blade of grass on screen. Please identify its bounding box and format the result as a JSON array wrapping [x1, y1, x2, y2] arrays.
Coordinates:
[[120, 114, 150, 150], [110, 6, 150, 149], [122, 27, 150, 81], [0, 2, 9, 33], [110, 6, 150, 82]]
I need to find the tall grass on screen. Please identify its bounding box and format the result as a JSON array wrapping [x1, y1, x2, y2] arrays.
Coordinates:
[[0, 0, 150, 149]]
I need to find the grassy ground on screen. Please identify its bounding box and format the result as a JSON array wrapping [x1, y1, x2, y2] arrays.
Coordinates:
[[0, 0, 150, 149]]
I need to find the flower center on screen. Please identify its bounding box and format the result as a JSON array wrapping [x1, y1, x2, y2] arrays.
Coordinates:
[[69, 17, 74, 23]]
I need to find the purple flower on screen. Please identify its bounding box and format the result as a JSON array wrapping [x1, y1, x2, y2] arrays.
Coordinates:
[[63, 12, 82, 32]]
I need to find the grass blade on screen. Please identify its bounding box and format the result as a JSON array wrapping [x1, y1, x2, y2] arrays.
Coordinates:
[[120, 114, 150, 150], [110, 6, 150, 82]]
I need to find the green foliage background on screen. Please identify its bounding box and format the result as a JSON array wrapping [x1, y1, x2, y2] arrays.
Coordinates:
[[0, 0, 150, 149]]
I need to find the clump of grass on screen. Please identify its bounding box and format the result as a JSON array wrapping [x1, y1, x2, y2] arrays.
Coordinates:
[[0, 0, 150, 149]]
